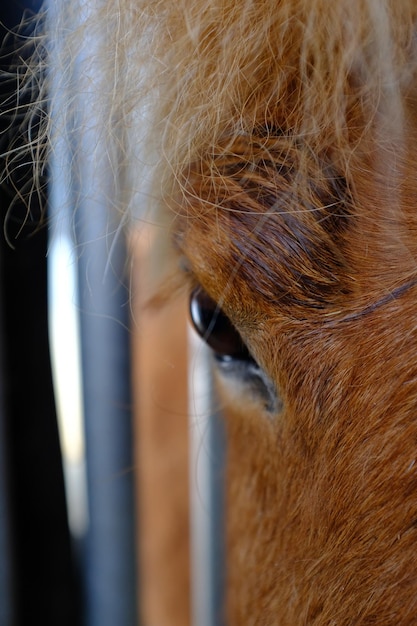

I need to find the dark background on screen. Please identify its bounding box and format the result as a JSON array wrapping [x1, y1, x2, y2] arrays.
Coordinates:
[[0, 2, 81, 624]]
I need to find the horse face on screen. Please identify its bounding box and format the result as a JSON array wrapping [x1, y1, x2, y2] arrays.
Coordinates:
[[169, 7, 417, 622]]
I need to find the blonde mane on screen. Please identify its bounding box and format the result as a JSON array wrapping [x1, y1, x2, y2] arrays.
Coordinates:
[[4, 0, 417, 221]]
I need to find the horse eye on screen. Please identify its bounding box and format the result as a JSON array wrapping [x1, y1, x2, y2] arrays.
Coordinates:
[[189, 287, 254, 362]]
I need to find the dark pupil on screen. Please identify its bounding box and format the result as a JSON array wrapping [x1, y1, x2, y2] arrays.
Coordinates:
[[189, 287, 254, 362]]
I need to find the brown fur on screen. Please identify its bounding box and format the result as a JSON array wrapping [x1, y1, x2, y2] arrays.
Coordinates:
[[179, 147, 417, 623], [164, 1, 417, 622], [5, 0, 417, 623]]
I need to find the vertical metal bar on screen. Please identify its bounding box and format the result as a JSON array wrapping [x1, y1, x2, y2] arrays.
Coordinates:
[[73, 34, 138, 626], [75, 196, 137, 626], [47, 0, 138, 622], [47, 0, 88, 540], [189, 333, 226, 626], [79, 234, 137, 626]]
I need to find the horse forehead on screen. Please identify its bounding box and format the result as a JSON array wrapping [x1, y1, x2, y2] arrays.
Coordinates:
[[175, 131, 417, 320]]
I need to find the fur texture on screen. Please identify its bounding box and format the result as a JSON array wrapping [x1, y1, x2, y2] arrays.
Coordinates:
[[5, 0, 417, 623]]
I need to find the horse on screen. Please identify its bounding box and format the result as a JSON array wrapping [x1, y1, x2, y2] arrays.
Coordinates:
[[6, 0, 417, 623]]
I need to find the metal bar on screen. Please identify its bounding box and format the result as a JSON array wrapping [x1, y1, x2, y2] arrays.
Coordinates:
[[75, 195, 137, 626], [189, 334, 226, 626], [47, 0, 138, 621]]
